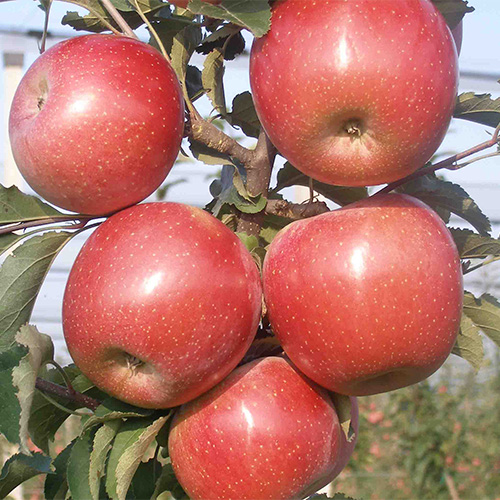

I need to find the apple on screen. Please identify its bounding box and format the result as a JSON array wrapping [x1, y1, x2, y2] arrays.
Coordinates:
[[169, 356, 354, 500], [62, 202, 262, 408], [9, 34, 184, 214], [263, 194, 463, 396], [250, 0, 458, 187]]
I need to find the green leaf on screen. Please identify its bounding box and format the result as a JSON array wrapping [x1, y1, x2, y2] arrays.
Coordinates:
[[149, 17, 194, 56], [399, 174, 491, 235], [127, 458, 161, 500], [44, 441, 75, 500], [170, 24, 202, 82], [0, 231, 72, 350], [186, 0, 271, 37], [0, 185, 65, 225], [431, 0, 474, 28], [0, 452, 53, 499], [0, 342, 29, 447], [450, 228, 500, 259], [89, 421, 121, 500], [454, 92, 500, 128], [0, 233, 26, 256], [153, 463, 188, 500], [227, 91, 261, 139], [451, 313, 484, 371], [275, 163, 368, 206], [105, 414, 169, 500], [67, 430, 94, 500], [330, 393, 355, 443], [463, 291, 500, 347], [202, 48, 226, 115], [82, 397, 154, 433], [12, 325, 54, 453], [259, 214, 291, 245], [29, 365, 96, 454], [236, 233, 259, 252], [189, 136, 233, 166], [308, 493, 357, 500]]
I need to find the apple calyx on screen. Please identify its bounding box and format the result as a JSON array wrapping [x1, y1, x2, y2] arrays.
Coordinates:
[[343, 118, 364, 138]]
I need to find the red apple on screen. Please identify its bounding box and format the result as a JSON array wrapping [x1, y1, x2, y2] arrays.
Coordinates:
[[250, 0, 458, 186], [62, 202, 262, 408], [169, 356, 350, 500], [9, 34, 184, 214], [263, 194, 463, 396]]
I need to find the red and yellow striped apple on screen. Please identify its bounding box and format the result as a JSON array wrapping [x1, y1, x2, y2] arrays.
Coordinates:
[[250, 0, 458, 186], [63, 203, 262, 408], [9, 35, 184, 214], [263, 194, 463, 396]]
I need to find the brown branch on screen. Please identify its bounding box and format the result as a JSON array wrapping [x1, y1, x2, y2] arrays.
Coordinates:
[[35, 377, 101, 411], [375, 123, 500, 196], [265, 199, 329, 220], [99, 0, 138, 39], [0, 216, 95, 236], [444, 473, 461, 500], [189, 112, 254, 167]]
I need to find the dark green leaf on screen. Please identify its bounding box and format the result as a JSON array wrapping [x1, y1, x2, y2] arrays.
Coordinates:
[[149, 17, 194, 56], [227, 91, 261, 139], [236, 233, 259, 252], [431, 0, 474, 28], [330, 393, 355, 442], [44, 441, 75, 500], [67, 430, 94, 500], [128, 458, 162, 500], [0, 231, 73, 350], [0, 343, 28, 447], [451, 313, 484, 371], [450, 228, 500, 259], [0, 452, 53, 499], [186, 0, 271, 37], [400, 174, 491, 235], [454, 92, 500, 128], [463, 291, 500, 347], [82, 397, 154, 433], [185, 64, 204, 101], [259, 214, 290, 245], [202, 48, 226, 115], [189, 137, 232, 166], [170, 24, 203, 82], [152, 463, 188, 499], [196, 24, 245, 60], [307, 493, 357, 500], [105, 414, 169, 500], [275, 163, 368, 206], [0, 185, 65, 225]]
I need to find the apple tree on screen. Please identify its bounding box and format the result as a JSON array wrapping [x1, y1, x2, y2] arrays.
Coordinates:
[[0, 0, 499, 498]]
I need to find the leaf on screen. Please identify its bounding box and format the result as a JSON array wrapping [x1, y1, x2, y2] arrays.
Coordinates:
[[202, 48, 226, 115], [400, 174, 491, 235], [149, 17, 194, 56], [0, 452, 53, 499], [127, 458, 161, 500], [0, 342, 29, 447], [153, 463, 188, 500], [307, 493, 357, 500], [463, 291, 500, 347], [0, 185, 65, 225], [227, 91, 261, 139], [450, 228, 500, 259], [29, 365, 97, 454], [275, 163, 368, 206], [236, 233, 259, 252], [67, 429, 94, 500], [259, 213, 291, 245], [330, 393, 355, 443], [431, 0, 474, 28], [186, 0, 271, 37], [0, 231, 73, 350], [451, 314, 484, 371], [105, 414, 169, 500], [454, 92, 500, 128], [44, 441, 75, 500], [170, 24, 203, 82], [89, 421, 121, 500], [185, 64, 204, 101], [82, 397, 153, 433], [189, 136, 233, 166], [0, 233, 26, 256], [196, 24, 245, 60], [12, 325, 54, 453]]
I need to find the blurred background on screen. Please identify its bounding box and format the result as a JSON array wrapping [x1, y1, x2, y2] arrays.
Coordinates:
[[0, 1, 499, 499]]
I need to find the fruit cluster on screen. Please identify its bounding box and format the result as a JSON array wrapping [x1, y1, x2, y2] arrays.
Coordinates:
[[8, 0, 464, 498]]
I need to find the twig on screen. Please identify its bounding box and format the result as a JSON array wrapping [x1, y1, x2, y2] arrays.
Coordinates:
[[99, 0, 138, 39], [444, 473, 461, 500], [265, 199, 329, 220], [375, 123, 500, 196], [464, 255, 500, 275], [35, 377, 101, 411], [40, 0, 53, 53], [0, 216, 95, 236]]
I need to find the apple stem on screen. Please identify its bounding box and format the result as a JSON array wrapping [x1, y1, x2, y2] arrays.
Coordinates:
[[99, 0, 138, 39], [40, 0, 53, 54], [35, 377, 101, 411], [375, 122, 500, 196]]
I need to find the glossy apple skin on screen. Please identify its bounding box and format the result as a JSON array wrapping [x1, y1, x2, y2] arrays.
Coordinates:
[[250, 0, 458, 186], [9, 35, 184, 214], [62, 203, 262, 408], [263, 194, 463, 396], [169, 356, 345, 500]]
